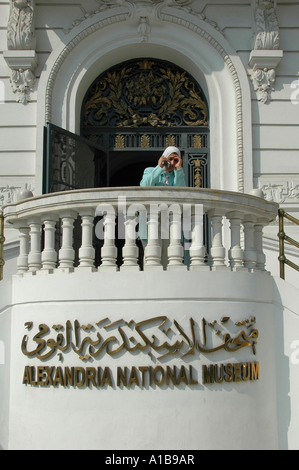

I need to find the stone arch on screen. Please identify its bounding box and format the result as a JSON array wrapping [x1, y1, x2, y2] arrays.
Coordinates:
[[36, 5, 253, 194]]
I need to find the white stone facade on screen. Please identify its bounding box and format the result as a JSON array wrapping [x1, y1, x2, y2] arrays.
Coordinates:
[[0, 0, 299, 450]]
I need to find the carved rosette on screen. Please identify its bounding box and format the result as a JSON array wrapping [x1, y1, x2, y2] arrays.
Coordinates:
[[4, 0, 37, 104]]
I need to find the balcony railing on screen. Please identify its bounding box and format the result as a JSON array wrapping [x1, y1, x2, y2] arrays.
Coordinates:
[[278, 208, 299, 280], [3, 187, 278, 275]]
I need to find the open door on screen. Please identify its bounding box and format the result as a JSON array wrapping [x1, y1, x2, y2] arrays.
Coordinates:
[[43, 123, 108, 194]]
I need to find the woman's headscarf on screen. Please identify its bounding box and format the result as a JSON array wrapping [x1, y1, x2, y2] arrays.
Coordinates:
[[162, 146, 181, 159]]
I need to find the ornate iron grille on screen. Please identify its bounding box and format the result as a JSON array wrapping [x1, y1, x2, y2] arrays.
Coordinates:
[[82, 58, 208, 129], [81, 59, 210, 189]]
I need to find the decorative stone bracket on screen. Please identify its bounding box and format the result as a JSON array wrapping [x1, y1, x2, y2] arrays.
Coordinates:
[[249, 49, 283, 104], [4, 0, 37, 104], [3, 50, 38, 104]]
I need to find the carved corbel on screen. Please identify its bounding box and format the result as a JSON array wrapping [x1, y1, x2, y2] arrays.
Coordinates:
[[4, 0, 38, 104], [249, 0, 283, 103]]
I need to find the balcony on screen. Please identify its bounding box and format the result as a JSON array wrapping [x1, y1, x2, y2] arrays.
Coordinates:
[[3, 187, 278, 275]]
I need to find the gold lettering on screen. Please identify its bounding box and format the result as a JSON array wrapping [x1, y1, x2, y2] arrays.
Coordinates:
[[75, 367, 85, 387], [215, 364, 224, 384], [177, 366, 188, 386], [23, 366, 30, 385], [53, 367, 64, 386], [189, 366, 199, 385], [233, 363, 242, 382], [202, 365, 214, 384], [128, 367, 139, 387], [37, 366, 46, 386], [251, 362, 259, 381], [139, 366, 149, 387], [117, 367, 128, 386], [64, 367, 74, 386], [86, 367, 96, 387], [45, 366, 54, 386], [29, 366, 37, 385], [21, 316, 259, 362], [224, 363, 233, 383], [101, 367, 113, 387], [166, 366, 177, 386], [242, 363, 250, 382], [153, 366, 165, 386]]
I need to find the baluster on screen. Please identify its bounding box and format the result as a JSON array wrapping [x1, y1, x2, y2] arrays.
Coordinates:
[[17, 225, 30, 274], [58, 211, 76, 271], [122, 213, 140, 270], [144, 205, 163, 270], [41, 217, 58, 271], [254, 218, 266, 272], [209, 209, 226, 269], [227, 211, 244, 271], [243, 215, 257, 271], [167, 208, 186, 270], [28, 218, 42, 273], [100, 212, 117, 270], [189, 205, 207, 270], [78, 209, 96, 270]]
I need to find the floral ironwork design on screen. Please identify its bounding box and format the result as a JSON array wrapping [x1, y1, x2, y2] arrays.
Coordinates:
[[83, 59, 208, 128]]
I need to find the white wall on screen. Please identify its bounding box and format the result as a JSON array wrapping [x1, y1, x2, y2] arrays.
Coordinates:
[[0, 0, 299, 450], [8, 269, 280, 450], [0, 277, 12, 450]]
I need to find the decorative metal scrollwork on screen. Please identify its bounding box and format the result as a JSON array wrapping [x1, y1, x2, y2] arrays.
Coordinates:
[[83, 59, 208, 128], [188, 154, 209, 188]]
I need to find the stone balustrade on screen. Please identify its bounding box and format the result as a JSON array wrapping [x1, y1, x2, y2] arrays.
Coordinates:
[[3, 187, 278, 275]]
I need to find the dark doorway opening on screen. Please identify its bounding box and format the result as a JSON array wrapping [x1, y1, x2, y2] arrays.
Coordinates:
[[109, 151, 159, 187]]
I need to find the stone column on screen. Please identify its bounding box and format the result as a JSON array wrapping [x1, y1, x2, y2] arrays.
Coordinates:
[[58, 211, 76, 271], [78, 209, 96, 270], [28, 218, 42, 272], [41, 217, 58, 271]]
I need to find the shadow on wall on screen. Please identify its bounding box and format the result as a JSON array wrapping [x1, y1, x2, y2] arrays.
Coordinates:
[[273, 280, 292, 450]]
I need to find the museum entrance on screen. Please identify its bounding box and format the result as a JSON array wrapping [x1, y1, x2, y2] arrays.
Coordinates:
[[43, 59, 209, 192], [81, 58, 210, 189], [42, 58, 210, 268]]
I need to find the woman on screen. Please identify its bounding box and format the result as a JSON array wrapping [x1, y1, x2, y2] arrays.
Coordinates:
[[139, 146, 186, 268], [140, 146, 186, 187]]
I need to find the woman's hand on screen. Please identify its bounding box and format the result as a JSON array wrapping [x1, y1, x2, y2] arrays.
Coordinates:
[[158, 154, 182, 171]]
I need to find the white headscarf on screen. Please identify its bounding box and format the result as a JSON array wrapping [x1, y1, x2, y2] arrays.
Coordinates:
[[162, 146, 181, 159]]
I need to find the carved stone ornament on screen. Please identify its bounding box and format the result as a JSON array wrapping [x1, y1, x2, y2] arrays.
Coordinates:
[[4, 0, 37, 104], [7, 0, 36, 50], [253, 0, 279, 50], [0, 183, 34, 209], [249, 0, 283, 104], [95, 0, 194, 6], [4, 49, 38, 104], [138, 16, 151, 42], [259, 181, 299, 204], [64, 0, 219, 35]]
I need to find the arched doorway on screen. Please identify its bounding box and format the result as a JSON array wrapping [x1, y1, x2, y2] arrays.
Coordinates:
[[81, 58, 209, 188]]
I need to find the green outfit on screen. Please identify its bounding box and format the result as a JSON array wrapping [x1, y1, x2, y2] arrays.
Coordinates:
[[139, 165, 187, 240], [140, 165, 186, 187]]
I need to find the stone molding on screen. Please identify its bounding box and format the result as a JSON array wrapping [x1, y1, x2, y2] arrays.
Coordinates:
[[4, 0, 38, 104], [249, 0, 283, 103]]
